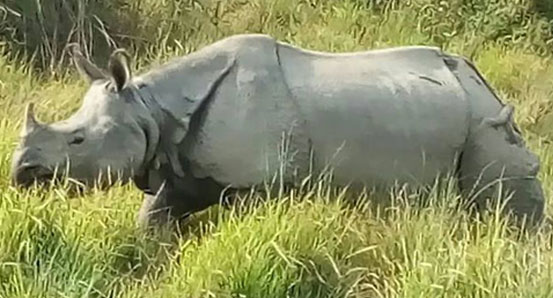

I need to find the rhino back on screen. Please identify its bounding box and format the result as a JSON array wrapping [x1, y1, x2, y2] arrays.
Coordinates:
[[182, 35, 310, 188], [276, 43, 471, 187], [440, 54, 506, 125]]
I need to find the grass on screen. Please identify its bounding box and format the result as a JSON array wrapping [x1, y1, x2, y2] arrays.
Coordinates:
[[2, 0, 553, 297]]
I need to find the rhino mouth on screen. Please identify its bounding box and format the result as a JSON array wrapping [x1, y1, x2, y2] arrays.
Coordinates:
[[12, 164, 59, 188]]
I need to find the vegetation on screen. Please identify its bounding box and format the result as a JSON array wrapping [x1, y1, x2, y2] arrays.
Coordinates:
[[2, 0, 553, 296]]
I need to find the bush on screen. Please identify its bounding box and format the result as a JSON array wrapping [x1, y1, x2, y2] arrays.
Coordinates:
[[1, 0, 553, 74], [0, 0, 241, 73], [533, 0, 553, 20], [0, 0, 128, 72]]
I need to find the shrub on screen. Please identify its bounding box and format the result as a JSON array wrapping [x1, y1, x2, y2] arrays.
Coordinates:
[[1, 0, 553, 74]]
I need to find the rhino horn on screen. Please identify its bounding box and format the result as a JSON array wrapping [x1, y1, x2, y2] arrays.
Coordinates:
[[67, 43, 107, 83], [23, 102, 40, 133], [108, 49, 132, 91]]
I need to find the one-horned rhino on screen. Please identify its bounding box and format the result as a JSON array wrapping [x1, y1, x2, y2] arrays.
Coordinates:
[[11, 34, 546, 227]]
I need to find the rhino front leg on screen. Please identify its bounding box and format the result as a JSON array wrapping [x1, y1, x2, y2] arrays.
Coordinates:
[[137, 182, 188, 227], [136, 174, 228, 227], [458, 105, 546, 227]]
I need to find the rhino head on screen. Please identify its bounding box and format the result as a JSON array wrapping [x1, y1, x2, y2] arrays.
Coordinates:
[[458, 104, 546, 227], [11, 46, 159, 190]]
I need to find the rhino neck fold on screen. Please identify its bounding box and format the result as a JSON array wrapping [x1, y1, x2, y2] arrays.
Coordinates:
[[131, 83, 165, 176], [132, 81, 188, 182]]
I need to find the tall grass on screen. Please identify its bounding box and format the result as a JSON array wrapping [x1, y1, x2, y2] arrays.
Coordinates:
[[2, 0, 553, 72], [2, 0, 553, 297]]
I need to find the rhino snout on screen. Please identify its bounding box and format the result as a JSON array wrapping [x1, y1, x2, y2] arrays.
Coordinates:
[[12, 163, 55, 187], [503, 177, 546, 228], [11, 148, 58, 188]]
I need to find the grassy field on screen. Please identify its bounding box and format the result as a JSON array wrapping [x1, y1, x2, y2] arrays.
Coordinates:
[[3, 0, 553, 297]]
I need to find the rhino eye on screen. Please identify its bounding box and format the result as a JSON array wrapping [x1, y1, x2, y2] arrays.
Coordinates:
[[69, 135, 85, 146]]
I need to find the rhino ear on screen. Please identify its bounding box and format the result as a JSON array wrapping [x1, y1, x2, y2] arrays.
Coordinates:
[[67, 43, 106, 83], [484, 104, 522, 144], [486, 104, 514, 128], [108, 49, 132, 91]]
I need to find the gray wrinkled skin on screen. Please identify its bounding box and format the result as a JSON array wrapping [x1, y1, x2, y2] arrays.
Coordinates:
[[10, 34, 546, 227]]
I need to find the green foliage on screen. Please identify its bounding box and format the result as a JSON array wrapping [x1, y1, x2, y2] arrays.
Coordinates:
[[533, 0, 553, 20], [2, 0, 553, 297], [1, 0, 553, 72]]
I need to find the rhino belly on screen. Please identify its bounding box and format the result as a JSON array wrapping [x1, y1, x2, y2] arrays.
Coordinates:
[[277, 44, 470, 188]]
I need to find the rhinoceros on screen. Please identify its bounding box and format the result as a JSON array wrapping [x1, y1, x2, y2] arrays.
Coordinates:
[[10, 34, 545, 227]]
